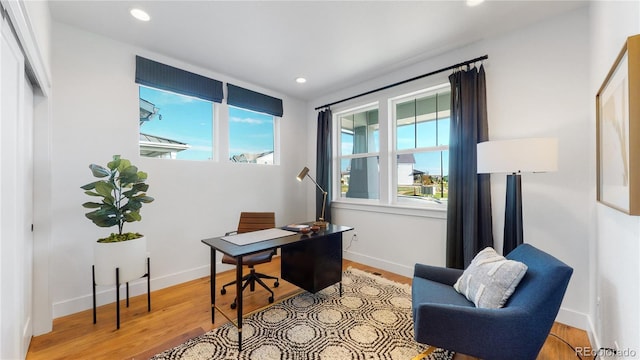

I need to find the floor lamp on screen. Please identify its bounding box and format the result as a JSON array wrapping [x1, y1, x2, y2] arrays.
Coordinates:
[[477, 138, 558, 255], [297, 166, 329, 227]]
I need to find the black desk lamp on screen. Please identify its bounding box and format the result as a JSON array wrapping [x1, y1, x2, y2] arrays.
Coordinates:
[[297, 166, 328, 227], [477, 138, 558, 255]]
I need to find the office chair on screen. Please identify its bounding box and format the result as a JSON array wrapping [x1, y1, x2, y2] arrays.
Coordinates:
[[220, 212, 279, 309]]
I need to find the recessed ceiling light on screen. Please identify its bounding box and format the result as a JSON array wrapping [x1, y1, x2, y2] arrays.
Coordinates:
[[130, 8, 151, 22], [296, 77, 307, 84], [466, 0, 485, 7]]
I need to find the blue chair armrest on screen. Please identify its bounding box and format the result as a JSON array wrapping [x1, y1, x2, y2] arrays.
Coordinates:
[[413, 263, 463, 286]]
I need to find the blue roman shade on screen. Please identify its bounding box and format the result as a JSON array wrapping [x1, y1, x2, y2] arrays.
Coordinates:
[[227, 84, 283, 117], [135, 56, 223, 103]]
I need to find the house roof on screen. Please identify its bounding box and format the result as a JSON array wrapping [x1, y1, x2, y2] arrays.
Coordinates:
[[397, 153, 416, 164]]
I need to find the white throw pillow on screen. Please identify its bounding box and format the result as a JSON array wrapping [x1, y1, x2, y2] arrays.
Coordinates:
[[453, 247, 528, 309]]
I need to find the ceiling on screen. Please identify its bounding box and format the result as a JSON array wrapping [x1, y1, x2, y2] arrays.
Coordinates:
[[48, 0, 587, 101]]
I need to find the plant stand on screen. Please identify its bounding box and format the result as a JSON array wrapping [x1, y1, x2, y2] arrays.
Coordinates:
[[92, 257, 151, 329]]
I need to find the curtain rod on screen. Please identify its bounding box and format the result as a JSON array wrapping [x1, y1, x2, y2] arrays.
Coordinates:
[[315, 54, 488, 111]]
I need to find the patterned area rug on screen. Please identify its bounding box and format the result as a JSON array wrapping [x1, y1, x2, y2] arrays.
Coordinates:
[[151, 268, 453, 360]]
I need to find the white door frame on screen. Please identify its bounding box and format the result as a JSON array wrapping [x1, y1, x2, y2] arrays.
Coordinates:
[[1, 0, 53, 343]]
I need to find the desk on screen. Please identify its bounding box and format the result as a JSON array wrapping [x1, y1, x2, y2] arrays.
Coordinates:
[[201, 223, 353, 351]]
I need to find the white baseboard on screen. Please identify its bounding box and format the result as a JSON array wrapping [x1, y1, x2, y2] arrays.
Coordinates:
[[52, 263, 228, 319], [556, 307, 592, 334], [344, 250, 414, 278]]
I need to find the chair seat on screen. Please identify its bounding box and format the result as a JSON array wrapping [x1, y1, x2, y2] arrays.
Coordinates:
[[222, 250, 274, 266]]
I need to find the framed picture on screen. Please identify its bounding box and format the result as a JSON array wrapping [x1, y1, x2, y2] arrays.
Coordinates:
[[597, 34, 640, 215]]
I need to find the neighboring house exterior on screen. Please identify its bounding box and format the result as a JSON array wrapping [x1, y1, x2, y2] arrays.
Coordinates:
[[230, 151, 274, 164], [139, 133, 189, 159], [139, 98, 190, 159], [397, 153, 416, 186]]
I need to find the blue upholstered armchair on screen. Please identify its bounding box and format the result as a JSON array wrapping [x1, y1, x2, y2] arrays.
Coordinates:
[[412, 244, 573, 360]]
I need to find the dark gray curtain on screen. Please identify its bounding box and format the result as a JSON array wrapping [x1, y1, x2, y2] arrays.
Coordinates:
[[446, 65, 493, 269], [316, 109, 332, 223]]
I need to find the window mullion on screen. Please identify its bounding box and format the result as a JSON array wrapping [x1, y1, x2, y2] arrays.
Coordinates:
[[378, 99, 390, 205]]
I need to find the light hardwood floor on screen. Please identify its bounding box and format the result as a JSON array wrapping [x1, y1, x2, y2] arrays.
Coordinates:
[[27, 258, 592, 360]]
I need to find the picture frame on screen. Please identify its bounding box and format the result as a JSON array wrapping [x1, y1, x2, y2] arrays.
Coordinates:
[[596, 34, 640, 215]]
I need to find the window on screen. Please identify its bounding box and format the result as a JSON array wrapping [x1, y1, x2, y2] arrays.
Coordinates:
[[134, 58, 284, 164], [228, 106, 275, 164], [226, 84, 282, 165], [135, 56, 223, 161], [393, 87, 450, 204], [139, 86, 214, 160], [333, 83, 450, 208], [337, 106, 380, 199]]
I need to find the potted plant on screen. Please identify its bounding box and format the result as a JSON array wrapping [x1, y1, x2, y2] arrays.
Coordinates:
[[81, 155, 154, 285]]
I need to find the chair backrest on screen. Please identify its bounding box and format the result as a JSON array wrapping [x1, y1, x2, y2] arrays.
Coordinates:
[[505, 244, 573, 356], [505, 244, 573, 310], [237, 212, 275, 234]]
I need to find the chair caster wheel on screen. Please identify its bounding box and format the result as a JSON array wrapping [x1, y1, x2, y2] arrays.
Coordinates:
[[221, 288, 226, 295], [268, 296, 274, 303], [274, 281, 279, 288], [230, 302, 236, 310]]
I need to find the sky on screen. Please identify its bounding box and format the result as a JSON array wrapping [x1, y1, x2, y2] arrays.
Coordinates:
[[140, 85, 445, 173], [340, 118, 450, 177], [139, 87, 273, 161]]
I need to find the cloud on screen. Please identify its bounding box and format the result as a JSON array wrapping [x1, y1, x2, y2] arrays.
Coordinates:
[[230, 116, 264, 125]]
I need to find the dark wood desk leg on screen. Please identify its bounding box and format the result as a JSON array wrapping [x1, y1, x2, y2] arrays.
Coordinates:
[[210, 248, 216, 324], [236, 256, 243, 351], [340, 233, 344, 296]]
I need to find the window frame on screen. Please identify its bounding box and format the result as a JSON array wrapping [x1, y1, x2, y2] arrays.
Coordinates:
[[390, 84, 451, 206], [227, 104, 280, 165], [331, 82, 451, 211], [334, 102, 381, 202], [138, 84, 216, 161]]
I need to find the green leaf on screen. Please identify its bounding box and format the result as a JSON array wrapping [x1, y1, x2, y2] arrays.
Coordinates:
[[107, 155, 121, 171], [137, 171, 148, 180], [136, 195, 155, 203], [135, 183, 150, 192], [119, 165, 139, 184], [85, 209, 118, 227], [123, 183, 149, 197], [94, 181, 115, 203], [80, 181, 100, 190], [117, 159, 132, 173], [82, 202, 102, 208], [84, 190, 102, 197], [124, 211, 142, 222], [89, 164, 110, 178]]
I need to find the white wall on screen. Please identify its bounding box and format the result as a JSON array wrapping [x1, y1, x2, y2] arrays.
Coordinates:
[[50, 22, 309, 317], [590, 1, 640, 353], [311, 7, 592, 330]]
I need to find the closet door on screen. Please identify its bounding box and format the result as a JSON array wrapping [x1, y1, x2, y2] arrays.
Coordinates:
[[0, 14, 31, 359], [21, 74, 35, 356]]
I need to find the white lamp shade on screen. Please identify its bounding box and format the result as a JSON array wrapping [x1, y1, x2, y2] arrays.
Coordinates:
[[477, 138, 558, 174]]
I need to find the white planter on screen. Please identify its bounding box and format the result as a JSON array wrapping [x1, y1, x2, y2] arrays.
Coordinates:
[[94, 236, 147, 286]]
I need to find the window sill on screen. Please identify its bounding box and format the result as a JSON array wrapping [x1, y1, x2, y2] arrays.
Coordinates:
[[331, 200, 447, 219]]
